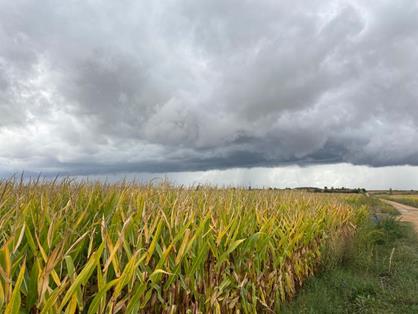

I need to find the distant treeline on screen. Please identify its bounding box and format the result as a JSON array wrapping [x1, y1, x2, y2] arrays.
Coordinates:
[[242, 186, 367, 194], [193, 185, 367, 194], [293, 187, 367, 194]]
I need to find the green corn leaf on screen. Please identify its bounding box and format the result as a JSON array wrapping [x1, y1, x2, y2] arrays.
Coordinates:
[[58, 243, 104, 311], [5, 259, 25, 314]]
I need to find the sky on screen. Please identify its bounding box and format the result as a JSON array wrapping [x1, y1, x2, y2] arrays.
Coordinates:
[[1, 0, 418, 189]]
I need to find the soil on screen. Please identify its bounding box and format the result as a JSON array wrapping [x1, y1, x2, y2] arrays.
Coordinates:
[[381, 199, 418, 233]]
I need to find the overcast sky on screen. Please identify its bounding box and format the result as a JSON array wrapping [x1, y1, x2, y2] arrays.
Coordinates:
[[1, 0, 418, 188]]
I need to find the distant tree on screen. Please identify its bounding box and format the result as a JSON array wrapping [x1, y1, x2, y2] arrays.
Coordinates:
[[389, 188, 393, 195]]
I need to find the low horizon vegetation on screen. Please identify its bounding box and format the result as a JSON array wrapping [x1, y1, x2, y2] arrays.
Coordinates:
[[379, 193, 418, 208]]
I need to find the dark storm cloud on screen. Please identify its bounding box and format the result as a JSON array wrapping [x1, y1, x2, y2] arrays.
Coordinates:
[[1, 0, 418, 175]]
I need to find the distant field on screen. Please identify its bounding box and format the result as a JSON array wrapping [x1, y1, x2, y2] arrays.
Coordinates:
[[0, 180, 368, 313], [379, 194, 418, 208], [369, 190, 418, 196]]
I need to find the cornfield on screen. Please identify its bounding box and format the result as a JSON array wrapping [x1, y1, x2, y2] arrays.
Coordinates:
[[0, 179, 367, 313]]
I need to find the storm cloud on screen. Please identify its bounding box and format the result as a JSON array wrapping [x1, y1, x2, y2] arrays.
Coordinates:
[[1, 0, 418, 176]]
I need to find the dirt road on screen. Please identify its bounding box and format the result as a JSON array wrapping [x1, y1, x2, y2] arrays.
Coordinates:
[[381, 199, 418, 233]]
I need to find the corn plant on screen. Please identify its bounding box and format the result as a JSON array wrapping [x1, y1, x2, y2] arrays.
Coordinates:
[[0, 179, 367, 313]]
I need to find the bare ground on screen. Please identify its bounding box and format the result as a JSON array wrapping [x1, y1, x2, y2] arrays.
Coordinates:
[[381, 199, 418, 233]]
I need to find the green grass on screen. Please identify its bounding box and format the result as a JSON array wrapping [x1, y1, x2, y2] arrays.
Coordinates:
[[347, 196, 400, 216], [378, 194, 418, 208], [281, 199, 418, 313]]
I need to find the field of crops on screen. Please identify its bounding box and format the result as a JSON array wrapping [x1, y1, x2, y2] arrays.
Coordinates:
[[380, 194, 418, 208], [0, 180, 367, 313]]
